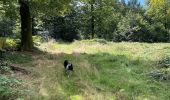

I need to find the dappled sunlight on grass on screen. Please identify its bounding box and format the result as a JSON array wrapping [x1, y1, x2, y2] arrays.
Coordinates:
[[5, 40, 170, 99], [70, 95, 83, 100]]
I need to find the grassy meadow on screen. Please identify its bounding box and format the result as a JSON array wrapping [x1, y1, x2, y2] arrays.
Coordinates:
[[4, 40, 170, 100]]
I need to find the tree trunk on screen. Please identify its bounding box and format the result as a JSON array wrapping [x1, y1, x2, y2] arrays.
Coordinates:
[[19, 0, 33, 51], [91, 0, 95, 39], [32, 17, 36, 36]]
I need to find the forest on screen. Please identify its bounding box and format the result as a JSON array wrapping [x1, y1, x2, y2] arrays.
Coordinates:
[[0, 0, 170, 100]]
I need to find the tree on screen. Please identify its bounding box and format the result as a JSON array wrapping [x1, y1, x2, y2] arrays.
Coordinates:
[[78, 0, 96, 39], [73, 0, 116, 39], [147, 0, 170, 30], [1, 0, 71, 50], [90, 0, 95, 39], [0, 1, 17, 37], [19, 0, 32, 50], [128, 0, 141, 9]]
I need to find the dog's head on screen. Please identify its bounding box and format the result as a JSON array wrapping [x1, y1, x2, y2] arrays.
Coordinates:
[[64, 60, 68, 68]]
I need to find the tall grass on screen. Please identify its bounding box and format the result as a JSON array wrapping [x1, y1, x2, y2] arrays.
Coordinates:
[[5, 40, 170, 100]]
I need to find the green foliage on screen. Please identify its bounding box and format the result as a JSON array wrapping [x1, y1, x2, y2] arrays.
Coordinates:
[[5, 38, 17, 47], [127, 0, 141, 9], [159, 56, 170, 68], [115, 11, 169, 42], [5, 52, 32, 63], [0, 37, 6, 49], [32, 36, 42, 46], [1, 0, 170, 43], [3, 38, 21, 51], [40, 0, 169, 42], [32, 36, 41, 42], [0, 75, 22, 100], [0, 65, 10, 74], [1, 0, 71, 18], [1, 0, 71, 50], [115, 12, 146, 41], [0, 17, 15, 37], [29, 0, 71, 17], [147, 0, 170, 29], [44, 14, 80, 42], [0, 75, 32, 100], [149, 22, 169, 42]]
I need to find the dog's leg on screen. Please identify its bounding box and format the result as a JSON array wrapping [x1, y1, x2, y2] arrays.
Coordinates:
[[70, 71, 73, 76], [66, 70, 68, 74], [64, 69, 67, 75], [67, 71, 70, 78]]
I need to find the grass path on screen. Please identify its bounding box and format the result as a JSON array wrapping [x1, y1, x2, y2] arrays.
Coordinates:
[[7, 40, 170, 100]]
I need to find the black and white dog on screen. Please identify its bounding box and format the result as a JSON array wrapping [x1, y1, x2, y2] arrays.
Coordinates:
[[64, 60, 73, 77]]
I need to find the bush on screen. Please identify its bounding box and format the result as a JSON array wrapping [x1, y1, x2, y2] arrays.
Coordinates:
[[33, 36, 42, 46], [149, 22, 169, 42], [114, 11, 169, 42], [5, 38, 17, 47], [115, 12, 148, 42], [3, 38, 19, 51]]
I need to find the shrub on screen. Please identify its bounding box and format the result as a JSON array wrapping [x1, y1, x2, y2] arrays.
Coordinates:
[[3, 38, 19, 51], [5, 38, 17, 47], [115, 11, 169, 42], [115, 12, 149, 42], [33, 36, 42, 46]]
